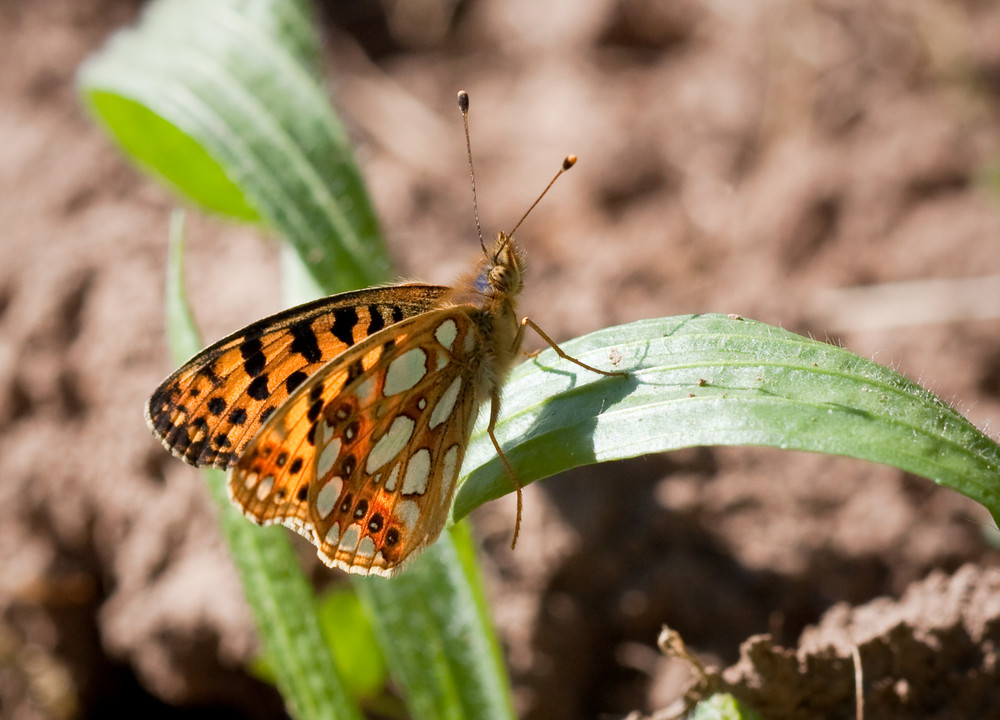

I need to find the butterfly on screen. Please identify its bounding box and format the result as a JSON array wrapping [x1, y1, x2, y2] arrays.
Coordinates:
[[145, 91, 623, 576]]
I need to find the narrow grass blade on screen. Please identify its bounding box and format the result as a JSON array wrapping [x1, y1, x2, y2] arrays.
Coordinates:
[[355, 523, 516, 720]]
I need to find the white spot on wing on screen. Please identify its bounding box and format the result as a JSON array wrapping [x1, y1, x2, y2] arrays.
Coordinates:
[[366, 416, 416, 473], [429, 376, 462, 429], [402, 448, 431, 495], [316, 435, 342, 479], [316, 476, 343, 518], [395, 499, 420, 531], [385, 463, 401, 492], [256, 475, 274, 501], [315, 416, 330, 447], [384, 348, 427, 396], [435, 319, 458, 349], [325, 522, 341, 545], [356, 536, 376, 559], [441, 444, 460, 495], [338, 523, 361, 552]]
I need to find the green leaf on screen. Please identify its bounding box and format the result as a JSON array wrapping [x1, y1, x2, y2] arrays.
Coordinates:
[[315, 589, 388, 702], [689, 693, 764, 720], [455, 314, 1000, 521], [78, 0, 391, 293]]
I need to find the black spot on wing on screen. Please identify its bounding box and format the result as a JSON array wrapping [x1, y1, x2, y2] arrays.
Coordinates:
[[247, 375, 270, 401], [285, 370, 308, 394], [151, 412, 175, 435], [207, 397, 226, 415], [186, 439, 205, 461], [199, 363, 221, 386], [367, 304, 385, 334], [288, 320, 322, 363], [339, 493, 353, 513], [346, 359, 365, 385], [240, 337, 266, 378], [331, 306, 359, 347], [307, 398, 323, 423]]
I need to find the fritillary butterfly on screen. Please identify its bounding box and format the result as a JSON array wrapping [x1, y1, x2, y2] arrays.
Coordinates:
[[145, 91, 623, 576]]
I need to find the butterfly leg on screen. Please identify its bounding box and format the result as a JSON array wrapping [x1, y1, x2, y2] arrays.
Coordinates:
[[520, 317, 627, 377], [488, 391, 523, 550]]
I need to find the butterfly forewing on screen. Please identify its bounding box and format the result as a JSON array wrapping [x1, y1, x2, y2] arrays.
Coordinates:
[[145, 284, 449, 468], [228, 307, 485, 576]]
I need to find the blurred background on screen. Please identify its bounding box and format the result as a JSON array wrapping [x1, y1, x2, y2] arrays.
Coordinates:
[[3, 0, 1000, 717]]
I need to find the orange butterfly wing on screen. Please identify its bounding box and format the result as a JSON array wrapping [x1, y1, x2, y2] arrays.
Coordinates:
[[228, 307, 486, 576], [145, 284, 449, 468]]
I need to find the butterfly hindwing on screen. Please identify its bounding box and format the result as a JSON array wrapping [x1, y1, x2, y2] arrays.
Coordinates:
[[228, 306, 486, 576], [145, 284, 450, 468]]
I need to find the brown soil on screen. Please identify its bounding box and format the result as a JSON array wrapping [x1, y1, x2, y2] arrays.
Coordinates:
[[3, 1, 1000, 719]]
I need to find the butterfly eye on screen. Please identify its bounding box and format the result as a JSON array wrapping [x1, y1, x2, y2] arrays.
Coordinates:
[[489, 265, 509, 287]]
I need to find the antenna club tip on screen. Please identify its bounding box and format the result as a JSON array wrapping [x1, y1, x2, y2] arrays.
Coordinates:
[[457, 90, 470, 113], [563, 155, 577, 170]]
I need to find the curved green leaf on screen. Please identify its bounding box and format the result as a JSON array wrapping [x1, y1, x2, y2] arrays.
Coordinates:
[[78, 0, 391, 293], [455, 314, 1000, 520]]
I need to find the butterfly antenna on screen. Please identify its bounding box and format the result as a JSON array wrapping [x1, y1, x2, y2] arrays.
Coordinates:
[[507, 154, 577, 238], [458, 90, 487, 255]]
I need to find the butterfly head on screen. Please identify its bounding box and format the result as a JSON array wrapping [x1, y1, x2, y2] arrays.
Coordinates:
[[477, 231, 524, 299]]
